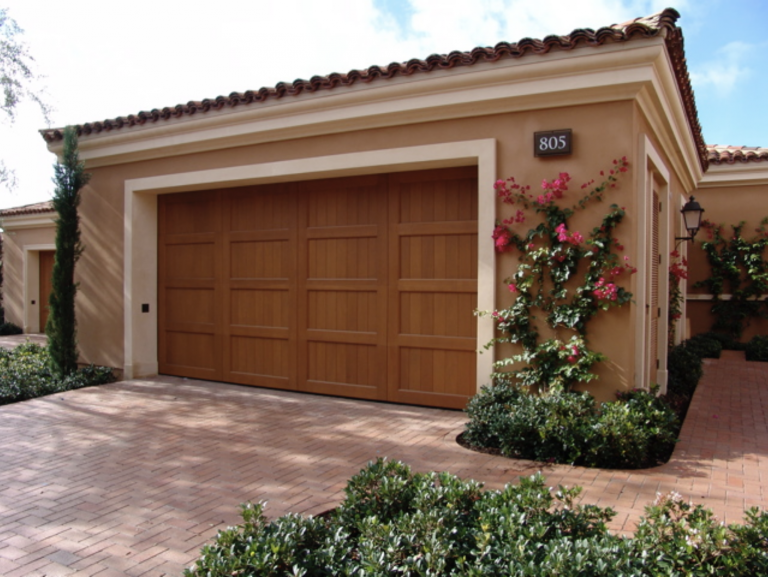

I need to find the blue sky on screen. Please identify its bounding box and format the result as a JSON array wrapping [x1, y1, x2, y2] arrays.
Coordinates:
[[0, 0, 765, 209]]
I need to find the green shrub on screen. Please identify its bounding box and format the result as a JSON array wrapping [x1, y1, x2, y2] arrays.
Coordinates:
[[185, 459, 768, 577], [0, 343, 114, 405], [667, 342, 703, 400], [462, 381, 522, 449], [496, 386, 597, 465], [746, 335, 768, 362], [698, 331, 741, 351], [686, 334, 723, 359], [465, 336, 712, 470], [589, 389, 678, 469], [464, 384, 677, 469], [0, 322, 23, 335]]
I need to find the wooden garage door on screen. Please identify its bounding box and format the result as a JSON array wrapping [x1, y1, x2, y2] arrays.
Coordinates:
[[158, 167, 477, 409]]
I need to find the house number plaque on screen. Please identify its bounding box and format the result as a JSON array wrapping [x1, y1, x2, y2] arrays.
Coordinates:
[[534, 129, 572, 157]]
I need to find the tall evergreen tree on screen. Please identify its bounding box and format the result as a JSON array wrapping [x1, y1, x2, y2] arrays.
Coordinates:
[[47, 126, 89, 376]]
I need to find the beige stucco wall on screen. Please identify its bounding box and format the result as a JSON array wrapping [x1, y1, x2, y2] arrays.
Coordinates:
[[73, 98, 667, 401]]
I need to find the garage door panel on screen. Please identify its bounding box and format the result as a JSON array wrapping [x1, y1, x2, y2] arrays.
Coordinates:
[[164, 195, 219, 235], [307, 341, 381, 387], [164, 288, 214, 325], [230, 289, 289, 328], [397, 169, 478, 223], [230, 240, 291, 279], [229, 187, 294, 232], [399, 292, 477, 337], [399, 347, 476, 400], [308, 290, 378, 332], [229, 336, 290, 381], [308, 183, 381, 228], [307, 237, 378, 279], [165, 331, 217, 371], [166, 243, 216, 279], [399, 235, 478, 280]]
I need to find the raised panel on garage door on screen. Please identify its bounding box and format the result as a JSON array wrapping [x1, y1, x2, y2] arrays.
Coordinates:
[[388, 167, 478, 409], [159, 191, 222, 381], [222, 184, 298, 390], [298, 175, 389, 400]]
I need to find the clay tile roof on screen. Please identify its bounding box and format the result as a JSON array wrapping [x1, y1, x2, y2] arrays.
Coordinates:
[[0, 200, 54, 217], [39, 8, 707, 170], [707, 145, 768, 165]]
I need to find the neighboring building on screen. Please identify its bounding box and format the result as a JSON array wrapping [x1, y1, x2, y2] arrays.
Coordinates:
[[1, 8, 766, 408], [0, 201, 56, 334]]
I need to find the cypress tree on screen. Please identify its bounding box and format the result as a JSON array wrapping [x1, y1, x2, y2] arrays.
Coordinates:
[[47, 126, 90, 376]]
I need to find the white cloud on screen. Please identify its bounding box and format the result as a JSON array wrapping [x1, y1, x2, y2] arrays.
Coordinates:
[[690, 41, 754, 98]]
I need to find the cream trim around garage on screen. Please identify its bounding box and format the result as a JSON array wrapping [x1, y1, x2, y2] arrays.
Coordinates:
[[123, 139, 497, 393]]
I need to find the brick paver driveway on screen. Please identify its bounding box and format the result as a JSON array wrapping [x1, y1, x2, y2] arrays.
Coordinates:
[[1, 350, 767, 576]]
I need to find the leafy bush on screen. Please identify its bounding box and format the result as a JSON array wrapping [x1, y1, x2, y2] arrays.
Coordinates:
[[463, 384, 677, 469], [685, 333, 723, 359], [460, 381, 522, 450], [0, 321, 23, 335], [590, 388, 678, 469], [746, 335, 768, 362], [186, 459, 768, 577], [667, 342, 704, 400], [698, 331, 741, 351], [0, 342, 114, 405]]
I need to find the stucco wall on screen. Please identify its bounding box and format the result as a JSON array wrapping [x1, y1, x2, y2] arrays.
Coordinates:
[[686, 182, 768, 341]]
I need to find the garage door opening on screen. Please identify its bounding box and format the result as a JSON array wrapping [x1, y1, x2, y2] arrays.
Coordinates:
[[158, 167, 478, 409]]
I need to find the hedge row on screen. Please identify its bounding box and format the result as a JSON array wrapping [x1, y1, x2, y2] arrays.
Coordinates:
[[0, 342, 114, 406], [186, 459, 768, 577]]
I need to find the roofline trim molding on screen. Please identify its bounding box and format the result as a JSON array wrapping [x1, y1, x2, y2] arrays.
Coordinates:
[[0, 213, 55, 231], [698, 162, 768, 188], [41, 8, 707, 171]]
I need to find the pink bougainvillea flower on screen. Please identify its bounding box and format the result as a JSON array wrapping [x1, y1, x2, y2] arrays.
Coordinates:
[[492, 225, 512, 252], [508, 283, 517, 293], [554, 223, 583, 246]]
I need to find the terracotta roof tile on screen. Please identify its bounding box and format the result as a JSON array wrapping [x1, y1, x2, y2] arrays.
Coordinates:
[[0, 200, 54, 217], [707, 145, 768, 165], [39, 9, 707, 170]]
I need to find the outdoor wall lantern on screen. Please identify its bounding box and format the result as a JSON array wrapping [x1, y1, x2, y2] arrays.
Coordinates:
[[676, 196, 705, 242]]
